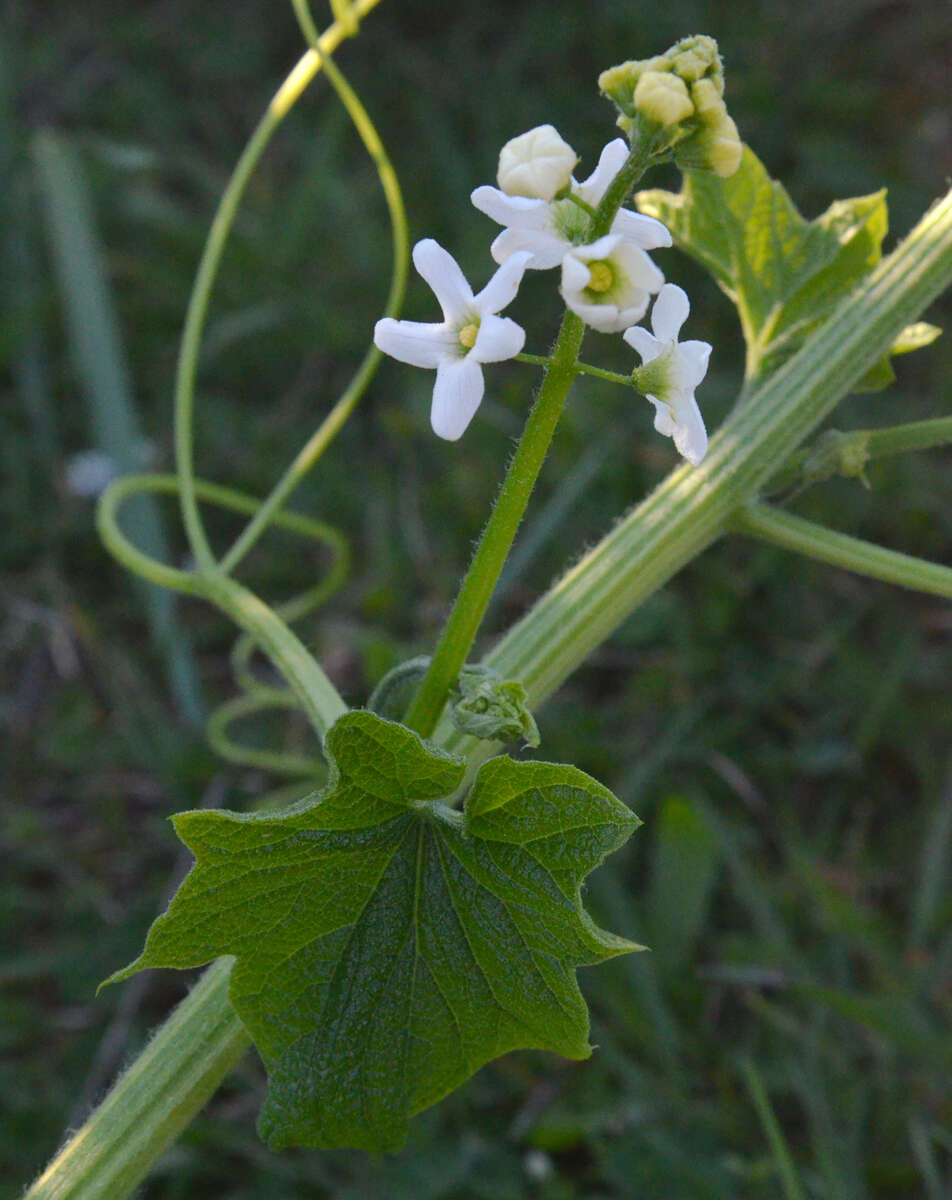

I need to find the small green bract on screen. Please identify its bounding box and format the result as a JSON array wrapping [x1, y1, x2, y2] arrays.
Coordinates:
[[451, 663, 541, 747], [105, 710, 640, 1152]]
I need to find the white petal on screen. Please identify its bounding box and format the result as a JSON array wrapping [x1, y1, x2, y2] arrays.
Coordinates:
[[489, 228, 566, 269], [575, 138, 629, 206], [561, 250, 594, 293], [611, 207, 673, 249], [647, 395, 678, 437], [431, 358, 485, 440], [670, 395, 708, 465], [623, 324, 663, 364], [677, 339, 713, 387], [374, 318, 456, 368], [412, 239, 474, 324], [567, 232, 622, 263], [612, 240, 665, 295], [472, 314, 525, 363], [470, 186, 550, 230], [491, 226, 569, 269], [562, 293, 649, 333], [474, 251, 532, 315], [651, 283, 690, 341]]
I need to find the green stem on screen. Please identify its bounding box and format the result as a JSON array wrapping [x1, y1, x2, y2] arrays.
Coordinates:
[[574, 362, 634, 385], [229, 537, 350, 694], [516, 352, 633, 386], [732, 501, 952, 599], [172, 0, 387, 573], [865, 415, 952, 458], [205, 572, 348, 739], [404, 309, 586, 737], [173, 110, 279, 572], [589, 144, 651, 238], [24, 960, 249, 1200], [773, 415, 952, 492], [404, 142, 651, 737]]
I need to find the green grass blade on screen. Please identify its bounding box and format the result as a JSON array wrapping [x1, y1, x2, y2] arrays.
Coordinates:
[[31, 129, 203, 727], [741, 1060, 808, 1200]]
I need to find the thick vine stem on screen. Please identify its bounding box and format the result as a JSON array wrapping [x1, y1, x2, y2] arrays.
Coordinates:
[[25, 960, 249, 1200]]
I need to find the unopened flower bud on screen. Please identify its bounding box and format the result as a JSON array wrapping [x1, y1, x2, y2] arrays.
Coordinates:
[[671, 37, 722, 86], [497, 125, 579, 201], [705, 114, 743, 177], [598, 55, 671, 115], [634, 71, 694, 127], [672, 48, 711, 83], [690, 77, 725, 120]]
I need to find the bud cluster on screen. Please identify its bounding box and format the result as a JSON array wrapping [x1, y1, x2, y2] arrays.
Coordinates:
[[599, 35, 742, 178]]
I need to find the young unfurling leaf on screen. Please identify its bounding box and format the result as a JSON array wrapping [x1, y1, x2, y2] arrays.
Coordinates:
[[105, 710, 640, 1152]]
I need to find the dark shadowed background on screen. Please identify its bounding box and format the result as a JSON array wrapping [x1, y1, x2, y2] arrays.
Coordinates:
[[4, 0, 952, 1195]]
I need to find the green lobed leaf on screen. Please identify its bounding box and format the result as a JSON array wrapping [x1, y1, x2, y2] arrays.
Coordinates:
[[636, 146, 927, 385], [105, 710, 641, 1152]]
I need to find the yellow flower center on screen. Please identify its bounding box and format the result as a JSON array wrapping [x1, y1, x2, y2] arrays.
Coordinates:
[[586, 261, 614, 293], [458, 323, 479, 349]]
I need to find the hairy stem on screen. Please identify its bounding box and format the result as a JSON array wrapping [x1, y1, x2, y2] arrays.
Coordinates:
[[405, 143, 650, 736], [25, 961, 248, 1200], [403, 310, 586, 736], [732, 502, 952, 599]]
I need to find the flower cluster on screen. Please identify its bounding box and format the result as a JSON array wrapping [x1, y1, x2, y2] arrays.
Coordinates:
[[374, 125, 713, 463]]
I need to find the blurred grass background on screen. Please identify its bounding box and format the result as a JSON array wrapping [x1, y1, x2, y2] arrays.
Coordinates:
[[3, 0, 952, 1196]]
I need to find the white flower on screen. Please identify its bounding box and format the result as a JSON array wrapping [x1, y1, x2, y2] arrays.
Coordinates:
[[472, 137, 672, 270], [624, 283, 711, 465], [560, 234, 664, 333], [497, 125, 579, 201], [374, 239, 531, 441]]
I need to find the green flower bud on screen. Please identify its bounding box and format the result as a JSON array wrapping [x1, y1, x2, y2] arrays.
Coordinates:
[[598, 55, 671, 116], [705, 114, 743, 177], [675, 112, 743, 177], [690, 77, 726, 121], [670, 36, 723, 88], [600, 35, 740, 173], [633, 71, 694, 127]]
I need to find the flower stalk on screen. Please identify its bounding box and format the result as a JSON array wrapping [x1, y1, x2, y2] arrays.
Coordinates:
[[404, 142, 652, 737]]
